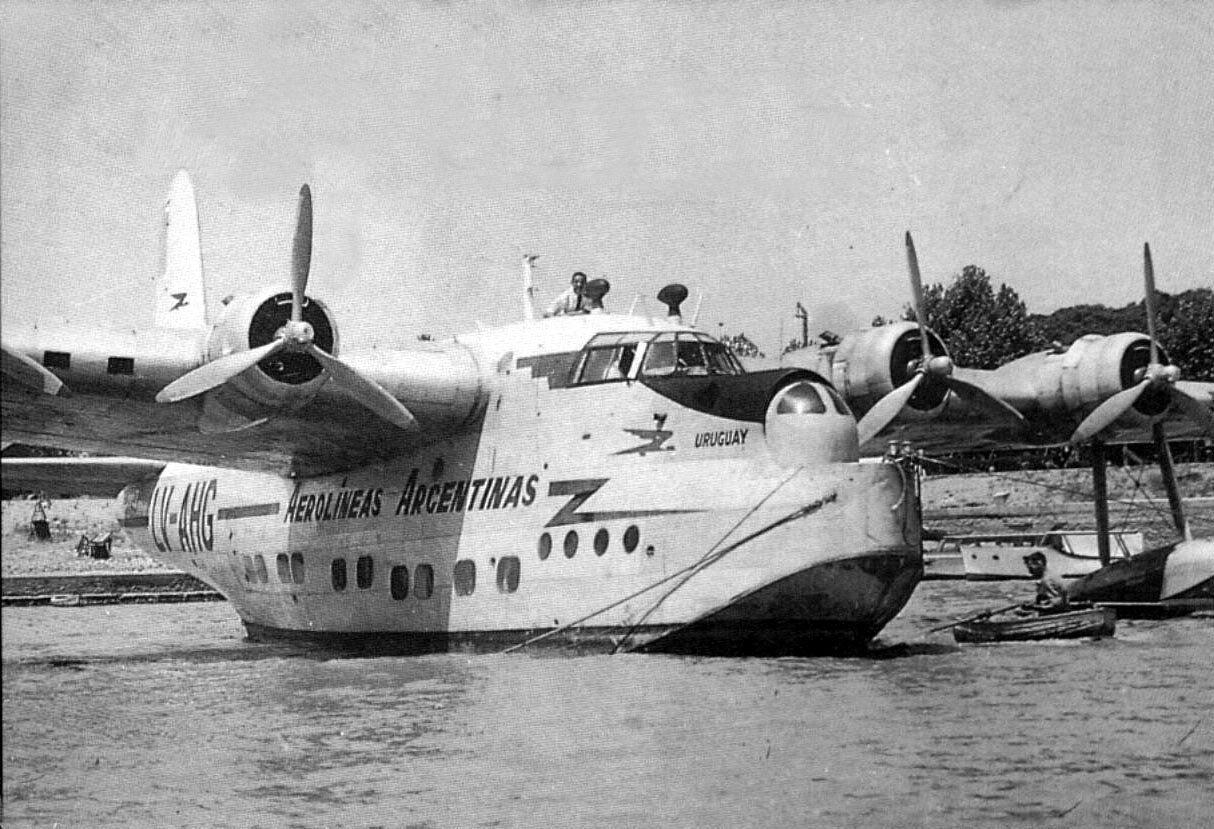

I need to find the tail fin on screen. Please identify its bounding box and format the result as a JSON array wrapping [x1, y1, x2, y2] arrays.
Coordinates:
[[155, 170, 208, 330]]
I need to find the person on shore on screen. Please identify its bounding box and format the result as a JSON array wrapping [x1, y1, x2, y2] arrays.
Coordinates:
[[1022, 551, 1069, 614], [544, 271, 587, 317]]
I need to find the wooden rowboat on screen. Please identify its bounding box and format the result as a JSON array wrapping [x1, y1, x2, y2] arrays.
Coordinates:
[[952, 607, 1116, 643]]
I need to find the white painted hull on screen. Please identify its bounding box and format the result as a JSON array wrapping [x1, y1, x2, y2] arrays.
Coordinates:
[[124, 457, 921, 655]]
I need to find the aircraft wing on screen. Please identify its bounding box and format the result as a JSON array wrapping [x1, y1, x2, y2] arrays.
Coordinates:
[[1177, 380, 1214, 408], [1, 456, 167, 497], [802, 322, 1214, 457], [1, 334, 487, 478], [854, 342, 1214, 456], [1, 172, 493, 478], [827, 233, 1214, 457]]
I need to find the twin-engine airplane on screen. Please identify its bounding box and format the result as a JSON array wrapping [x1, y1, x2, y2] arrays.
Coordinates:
[[1, 171, 923, 656], [778, 234, 1214, 455]]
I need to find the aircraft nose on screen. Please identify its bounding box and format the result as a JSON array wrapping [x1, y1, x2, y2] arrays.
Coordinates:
[[764, 380, 860, 467]]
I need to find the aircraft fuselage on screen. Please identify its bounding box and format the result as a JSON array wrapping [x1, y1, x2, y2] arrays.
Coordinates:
[[114, 317, 923, 655]]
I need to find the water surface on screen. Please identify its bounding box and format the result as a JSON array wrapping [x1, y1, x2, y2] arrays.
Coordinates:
[[3, 582, 1211, 828]]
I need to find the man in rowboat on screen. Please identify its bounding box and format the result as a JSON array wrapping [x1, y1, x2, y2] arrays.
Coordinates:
[[1022, 552, 1069, 614]]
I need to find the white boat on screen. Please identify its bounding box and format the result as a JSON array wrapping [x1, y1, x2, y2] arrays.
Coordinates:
[[942, 531, 1143, 581]]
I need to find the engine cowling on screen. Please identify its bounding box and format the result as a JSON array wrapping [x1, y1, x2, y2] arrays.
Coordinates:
[[829, 322, 950, 418], [1044, 332, 1171, 419], [206, 287, 338, 412]]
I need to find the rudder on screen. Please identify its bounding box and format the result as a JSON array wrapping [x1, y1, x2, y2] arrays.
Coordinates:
[[155, 170, 208, 330]]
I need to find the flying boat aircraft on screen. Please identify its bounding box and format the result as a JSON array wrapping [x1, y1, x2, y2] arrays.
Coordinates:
[[1, 171, 923, 656], [776, 234, 1214, 456], [771, 235, 1213, 611]]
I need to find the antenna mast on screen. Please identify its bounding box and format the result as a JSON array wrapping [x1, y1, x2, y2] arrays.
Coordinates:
[[521, 254, 538, 322], [795, 302, 809, 348]]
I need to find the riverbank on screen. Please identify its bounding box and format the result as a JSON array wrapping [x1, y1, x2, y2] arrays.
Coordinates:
[[2, 496, 211, 602], [919, 463, 1214, 548]]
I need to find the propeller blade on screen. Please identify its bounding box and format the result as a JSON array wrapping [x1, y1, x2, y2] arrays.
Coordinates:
[[291, 184, 313, 323], [941, 376, 1025, 426], [305, 345, 418, 431], [1170, 388, 1214, 438], [156, 339, 285, 403], [1142, 242, 1159, 366], [2, 345, 70, 396], [905, 231, 930, 362], [1070, 380, 1149, 444], [856, 373, 925, 446]]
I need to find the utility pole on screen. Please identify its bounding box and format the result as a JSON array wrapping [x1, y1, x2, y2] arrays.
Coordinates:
[[794, 302, 809, 348]]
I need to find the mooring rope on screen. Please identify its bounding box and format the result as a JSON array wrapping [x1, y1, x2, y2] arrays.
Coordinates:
[[608, 490, 838, 654], [499, 466, 831, 654]]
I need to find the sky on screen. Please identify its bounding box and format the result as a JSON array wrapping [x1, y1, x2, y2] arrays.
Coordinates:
[[2, 0, 1212, 354]]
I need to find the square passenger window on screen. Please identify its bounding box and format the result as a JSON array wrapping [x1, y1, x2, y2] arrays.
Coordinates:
[[107, 356, 135, 375], [43, 351, 71, 369]]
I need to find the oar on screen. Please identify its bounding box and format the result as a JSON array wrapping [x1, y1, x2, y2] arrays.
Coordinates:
[[926, 602, 1023, 634]]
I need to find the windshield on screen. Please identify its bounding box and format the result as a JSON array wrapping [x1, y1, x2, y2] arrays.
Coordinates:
[[569, 331, 744, 385], [569, 332, 651, 385], [641, 333, 743, 377]]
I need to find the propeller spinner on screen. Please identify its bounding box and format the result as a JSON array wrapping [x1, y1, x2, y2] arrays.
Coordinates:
[[156, 185, 418, 431], [855, 232, 1024, 446], [1070, 244, 1214, 443]]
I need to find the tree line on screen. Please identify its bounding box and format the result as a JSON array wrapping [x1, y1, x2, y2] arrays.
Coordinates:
[[906, 267, 1213, 380], [728, 266, 1213, 381]]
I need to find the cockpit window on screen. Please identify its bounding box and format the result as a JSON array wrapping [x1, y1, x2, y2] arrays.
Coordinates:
[[571, 331, 744, 385], [641, 333, 743, 378], [570, 332, 652, 385], [642, 339, 678, 376]]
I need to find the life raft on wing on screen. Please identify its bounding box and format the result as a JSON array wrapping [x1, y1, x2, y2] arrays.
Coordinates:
[[952, 606, 1116, 643]]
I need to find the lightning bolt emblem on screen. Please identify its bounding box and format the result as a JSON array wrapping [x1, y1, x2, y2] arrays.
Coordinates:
[[614, 428, 675, 456]]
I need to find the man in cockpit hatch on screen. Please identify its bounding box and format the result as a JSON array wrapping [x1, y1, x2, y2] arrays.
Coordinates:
[[545, 271, 587, 317]]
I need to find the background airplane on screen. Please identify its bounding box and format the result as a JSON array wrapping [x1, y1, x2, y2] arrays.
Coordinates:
[[775, 234, 1214, 455]]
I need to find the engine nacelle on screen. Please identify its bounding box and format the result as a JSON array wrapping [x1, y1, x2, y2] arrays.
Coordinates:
[[829, 322, 949, 417], [1039, 332, 1171, 419], [206, 287, 339, 412]]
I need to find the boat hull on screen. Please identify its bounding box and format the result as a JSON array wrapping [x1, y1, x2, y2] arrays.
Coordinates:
[[1066, 539, 1214, 616], [134, 457, 923, 657], [954, 532, 1140, 581], [952, 607, 1116, 643], [243, 550, 924, 657]]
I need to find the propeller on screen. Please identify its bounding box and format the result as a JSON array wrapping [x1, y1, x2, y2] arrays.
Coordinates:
[[1070, 243, 1214, 443], [856, 232, 1024, 445], [156, 185, 418, 431], [2, 344, 70, 396]]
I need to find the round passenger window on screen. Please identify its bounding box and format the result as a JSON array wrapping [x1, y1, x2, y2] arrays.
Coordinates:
[[564, 531, 579, 558], [623, 525, 640, 553], [538, 533, 552, 561], [594, 528, 609, 556]]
